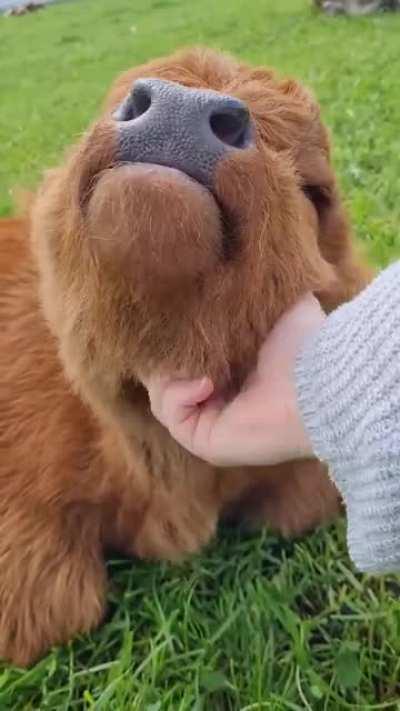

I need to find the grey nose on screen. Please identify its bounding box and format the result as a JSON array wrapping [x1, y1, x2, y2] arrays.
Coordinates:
[[114, 78, 254, 187]]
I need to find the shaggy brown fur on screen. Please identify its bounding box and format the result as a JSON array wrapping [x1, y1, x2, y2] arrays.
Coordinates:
[[0, 48, 370, 666]]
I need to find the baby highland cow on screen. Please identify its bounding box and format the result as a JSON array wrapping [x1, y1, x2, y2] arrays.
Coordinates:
[[0, 47, 369, 666]]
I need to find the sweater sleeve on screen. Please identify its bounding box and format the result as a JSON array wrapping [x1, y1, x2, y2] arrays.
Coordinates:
[[295, 262, 400, 573]]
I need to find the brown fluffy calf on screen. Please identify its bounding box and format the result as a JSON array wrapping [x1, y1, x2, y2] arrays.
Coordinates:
[[0, 48, 370, 666]]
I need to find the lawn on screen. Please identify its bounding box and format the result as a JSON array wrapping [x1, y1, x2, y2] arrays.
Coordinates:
[[1, 0, 400, 708]]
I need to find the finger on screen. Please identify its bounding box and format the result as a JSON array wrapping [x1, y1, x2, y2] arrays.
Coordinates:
[[147, 375, 231, 461], [187, 393, 227, 459], [147, 376, 214, 427], [162, 377, 215, 427], [143, 373, 174, 420]]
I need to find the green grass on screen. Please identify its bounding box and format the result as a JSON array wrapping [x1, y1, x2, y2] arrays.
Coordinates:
[[1, 0, 400, 708]]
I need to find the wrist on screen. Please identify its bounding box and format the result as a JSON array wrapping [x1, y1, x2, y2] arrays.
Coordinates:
[[286, 386, 314, 461]]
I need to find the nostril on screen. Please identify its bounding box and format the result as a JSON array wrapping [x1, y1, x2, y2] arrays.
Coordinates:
[[209, 107, 251, 149], [115, 81, 152, 122], [131, 83, 152, 118]]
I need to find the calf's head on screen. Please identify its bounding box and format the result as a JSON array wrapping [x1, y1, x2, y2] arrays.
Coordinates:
[[32, 48, 355, 425]]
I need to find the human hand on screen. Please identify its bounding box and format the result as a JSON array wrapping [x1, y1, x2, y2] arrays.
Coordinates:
[[144, 294, 326, 467]]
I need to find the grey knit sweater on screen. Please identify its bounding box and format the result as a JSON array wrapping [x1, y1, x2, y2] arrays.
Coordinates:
[[296, 262, 400, 574]]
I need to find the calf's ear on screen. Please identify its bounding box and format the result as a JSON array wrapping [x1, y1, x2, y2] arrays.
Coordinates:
[[302, 170, 372, 310]]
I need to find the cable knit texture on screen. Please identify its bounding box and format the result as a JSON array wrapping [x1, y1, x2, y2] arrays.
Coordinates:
[[296, 263, 400, 573]]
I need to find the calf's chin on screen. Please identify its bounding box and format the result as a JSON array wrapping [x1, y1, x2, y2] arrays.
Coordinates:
[[87, 164, 222, 296]]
